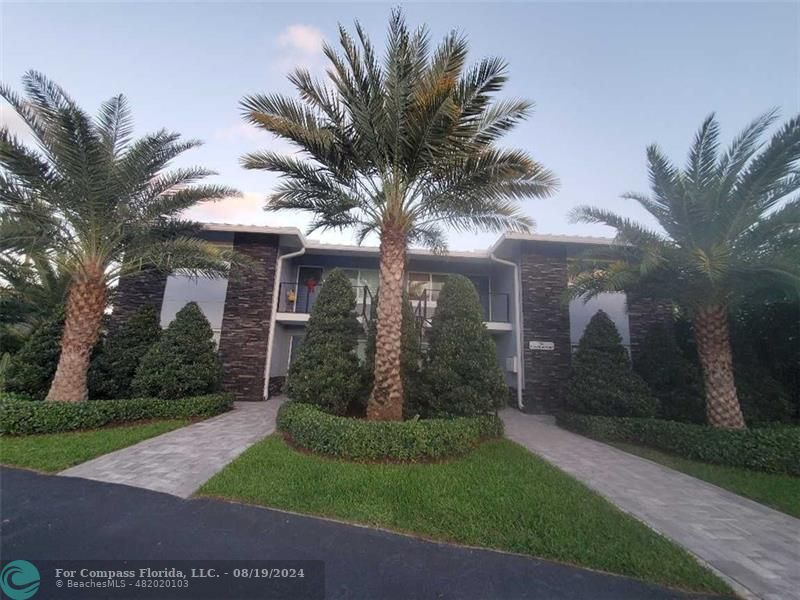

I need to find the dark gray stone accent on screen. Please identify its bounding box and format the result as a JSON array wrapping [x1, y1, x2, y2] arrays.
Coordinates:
[[520, 243, 571, 413], [110, 269, 168, 330], [628, 297, 674, 362], [218, 232, 278, 402]]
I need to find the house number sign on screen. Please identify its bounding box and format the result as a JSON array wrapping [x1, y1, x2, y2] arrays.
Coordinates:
[[529, 341, 555, 351]]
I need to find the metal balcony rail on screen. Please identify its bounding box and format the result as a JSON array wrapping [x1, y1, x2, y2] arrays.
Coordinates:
[[408, 290, 511, 324], [277, 282, 374, 320]]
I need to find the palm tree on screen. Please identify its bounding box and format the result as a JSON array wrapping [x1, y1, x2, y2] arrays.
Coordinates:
[[1, 71, 244, 402], [569, 111, 800, 429], [0, 247, 71, 354], [241, 10, 558, 420]]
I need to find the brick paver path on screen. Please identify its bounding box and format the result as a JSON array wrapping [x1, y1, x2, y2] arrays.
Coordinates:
[[61, 399, 283, 498], [501, 410, 800, 600]]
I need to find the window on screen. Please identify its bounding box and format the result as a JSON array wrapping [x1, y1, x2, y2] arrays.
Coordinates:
[[161, 275, 228, 345], [342, 269, 379, 302], [407, 272, 489, 303]]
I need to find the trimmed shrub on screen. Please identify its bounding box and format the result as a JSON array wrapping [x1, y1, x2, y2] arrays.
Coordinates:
[[363, 292, 425, 418], [132, 302, 221, 399], [0, 391, 34, 402], [635, 323, 705, 423], [567, 310, 658, 418], [4, 312, 64, 400], [277, 401, 503, 462], [89, 305, 161, 399], [1, 393, 232, 435], [286, 269, 363, 415], [423, 275, 506, 417], [736, 364, 794, 424], [556, 412, 800, 475]]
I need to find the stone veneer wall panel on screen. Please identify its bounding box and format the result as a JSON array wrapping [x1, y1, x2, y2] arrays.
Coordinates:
[[218, 232, 279, 401], [520, 244, 571, 413], [110, 269, 168, 331], [628, 297, 674, 363]]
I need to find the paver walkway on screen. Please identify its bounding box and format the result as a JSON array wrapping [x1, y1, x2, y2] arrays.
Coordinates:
[[501, 410, 800, 600], [61, 398, 283, 498]]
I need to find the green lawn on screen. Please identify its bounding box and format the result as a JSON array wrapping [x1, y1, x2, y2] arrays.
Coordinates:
[[0, 420, 189, 472], [199, 435, 731, 595], [611, 441, 800, 518]]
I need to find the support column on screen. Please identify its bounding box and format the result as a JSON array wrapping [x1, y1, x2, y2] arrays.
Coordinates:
[[520, 244, 571, 413], [110, 269, 168, 331], [218, 233, 279, 401]]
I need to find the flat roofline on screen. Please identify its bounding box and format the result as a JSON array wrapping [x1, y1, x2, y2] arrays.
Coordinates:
[[199, 222, 616, 256]]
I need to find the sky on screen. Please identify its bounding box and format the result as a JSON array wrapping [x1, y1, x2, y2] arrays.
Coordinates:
[[1, 1, 798, 251]]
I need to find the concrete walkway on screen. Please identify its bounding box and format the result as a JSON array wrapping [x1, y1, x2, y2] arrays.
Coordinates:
[[501, 410, 800, 600], [61, 399, 283, 498]]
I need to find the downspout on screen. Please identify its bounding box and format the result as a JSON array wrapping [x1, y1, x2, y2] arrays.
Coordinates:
[[490, 252, 524, 410], [263, 244, 306, 400]]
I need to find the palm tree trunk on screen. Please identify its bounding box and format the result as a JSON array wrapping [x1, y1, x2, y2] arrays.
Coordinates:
[[694, 304, 746, 429], [367, 226, 406, 421], [46, 270, 107, 402]]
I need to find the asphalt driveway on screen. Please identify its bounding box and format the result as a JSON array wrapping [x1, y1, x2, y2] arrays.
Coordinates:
[[1, 467, 722, 600]]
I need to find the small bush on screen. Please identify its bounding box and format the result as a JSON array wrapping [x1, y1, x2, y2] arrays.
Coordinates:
[[635, 323, 705, 423], [556, 412, 800, 475], [286, 269, 363, 415], [277, 401, 503, 462], [568, 310, 658, 418], [4, 312, 64, 400], [0, 393, 232, 435], [132, 302, 221, 399], [423, 275, 507, 417], [89, 305, 161, 399]]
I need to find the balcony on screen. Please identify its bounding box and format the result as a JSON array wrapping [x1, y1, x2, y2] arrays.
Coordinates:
[[409, 290, 511, 330], [276, 282, 374, 322], [276, 282, 510, 330]]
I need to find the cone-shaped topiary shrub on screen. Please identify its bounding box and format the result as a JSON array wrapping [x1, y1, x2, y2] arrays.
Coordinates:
[[286, 269, 363, 415], [363, 292, 425, 418], [89, 305, 162, 399], [4, 311, 64, 400], [132, 302, 221, 399], [423, 275, 507, 417], [568, 310, 658, 417], [635, 323, 705, 423]]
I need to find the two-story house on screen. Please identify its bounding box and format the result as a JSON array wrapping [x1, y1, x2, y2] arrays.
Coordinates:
[[112, 223, 671, 412]]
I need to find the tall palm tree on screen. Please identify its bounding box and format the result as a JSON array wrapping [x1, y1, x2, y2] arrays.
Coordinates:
[[1, 71, 244, 402], [241, 10, 558, 420], [569, 111, 800, 429]]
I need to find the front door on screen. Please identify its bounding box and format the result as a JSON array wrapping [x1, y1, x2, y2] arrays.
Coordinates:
[[296, 266, 323, 313]]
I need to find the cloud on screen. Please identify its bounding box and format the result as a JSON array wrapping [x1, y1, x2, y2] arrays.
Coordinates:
[[272, 24, 325, 72], [183, 191, 359, 246], [213, 122, 269, 143], [184, 192, 268, 224]]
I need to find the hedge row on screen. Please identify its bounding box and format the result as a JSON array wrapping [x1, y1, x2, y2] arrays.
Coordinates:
[[277, 401, 503, 462], [0, 393, 232, 435], [556, 412, 800, 475]]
